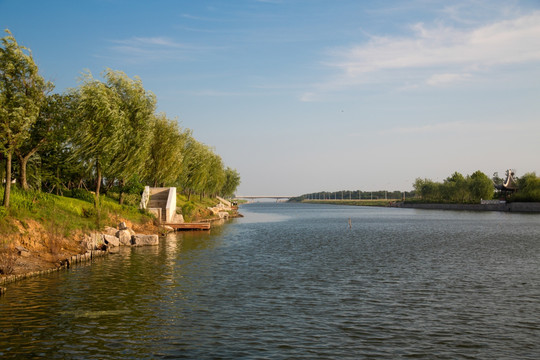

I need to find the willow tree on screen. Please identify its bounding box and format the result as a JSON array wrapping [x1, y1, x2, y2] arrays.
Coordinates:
[[71, 72, 124, 207], [16, 92, 69, 191], [204, 152, 226, 198], [179, 137, 210, 200], [0, 30, 47, 207], [221, 167, 241, 197], [104, 69, 156, 203], [144, 114, 187, 187]]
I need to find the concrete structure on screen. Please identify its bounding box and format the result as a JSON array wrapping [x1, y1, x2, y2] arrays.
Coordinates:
[[140, 187, 177, 224]]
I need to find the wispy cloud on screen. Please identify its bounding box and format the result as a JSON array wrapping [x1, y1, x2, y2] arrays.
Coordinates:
[[106, 36, 223, 63], [304, 11, 540, 99]]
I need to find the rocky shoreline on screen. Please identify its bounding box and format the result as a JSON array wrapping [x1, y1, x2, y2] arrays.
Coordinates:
[[0, 221, 166, 294]]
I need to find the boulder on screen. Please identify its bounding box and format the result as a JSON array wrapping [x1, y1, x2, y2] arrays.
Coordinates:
[[131, 234, 159, 247], [116, 229, 132, 246], [159, 225, 175, 234], [118, 222, 128, 230], [81, 232, 104, 250], [15, 246, 30, 257], [102, 234, 119, 247], [103, 226, 118, 236], [218, 211, 230, 219]]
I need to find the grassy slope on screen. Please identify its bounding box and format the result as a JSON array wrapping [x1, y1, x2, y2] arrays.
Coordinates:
[[0, 187, 224, 276], [175, 193, 220, 222], [0, 188, 152, 236]]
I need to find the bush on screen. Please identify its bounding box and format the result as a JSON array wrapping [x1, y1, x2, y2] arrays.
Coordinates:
[[69, 188, 95, 203], [181, 202, 195, 220]]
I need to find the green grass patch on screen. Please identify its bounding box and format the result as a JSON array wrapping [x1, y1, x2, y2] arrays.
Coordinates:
[[176, 193, 220, 222], [0, 185, 153, 236]]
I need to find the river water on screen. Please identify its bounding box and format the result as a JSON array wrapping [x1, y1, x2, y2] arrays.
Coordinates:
[[1, 203, 539, 359]]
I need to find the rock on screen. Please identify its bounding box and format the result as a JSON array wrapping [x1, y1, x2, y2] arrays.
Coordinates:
[[118, 222, 128, 230], [103, 226, 118, 236], [218, 211, 230, 219], [15, 246, 30, 257], [81, 232, 105, 250], [131, 234, 159, 247], [108, 247, 120, 254], [116, 229, 132, 246], [160, 225, 174, 234], [102, 234, 119, 247]]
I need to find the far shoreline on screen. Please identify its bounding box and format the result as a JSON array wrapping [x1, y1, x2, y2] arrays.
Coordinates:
[[295, 199, 540, 213]]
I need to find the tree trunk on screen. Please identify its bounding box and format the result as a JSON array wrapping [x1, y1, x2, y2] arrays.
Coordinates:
[[95, 163, 101, 209], [3, 151, 12, 208], [119, 178, 126, 205], [17, 145, 41, 191], [56, 166, 60, 195], [18, 154, 29, 190]]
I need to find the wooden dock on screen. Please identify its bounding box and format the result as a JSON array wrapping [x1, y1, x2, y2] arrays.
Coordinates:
[[164, 223, 211, 231]]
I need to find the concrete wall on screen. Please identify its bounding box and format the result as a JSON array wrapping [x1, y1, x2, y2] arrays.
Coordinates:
[[165, 187, 176, 223], [396, 202, 540, 213]]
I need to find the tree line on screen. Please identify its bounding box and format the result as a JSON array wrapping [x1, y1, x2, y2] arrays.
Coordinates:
[[0, 30, 240, 209], [414, 170, 540, 203], [292, 170, 540, 204]]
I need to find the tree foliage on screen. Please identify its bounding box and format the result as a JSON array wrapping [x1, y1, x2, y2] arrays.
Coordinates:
[[413, 170, 494, 203], [0, 30, 240, 211], [0, 30, 49, 207]]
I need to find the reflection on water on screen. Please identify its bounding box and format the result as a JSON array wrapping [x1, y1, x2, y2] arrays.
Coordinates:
[[1, 203, 539, 359]]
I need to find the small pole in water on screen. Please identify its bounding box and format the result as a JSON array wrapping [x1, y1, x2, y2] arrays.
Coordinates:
[[348, 218, 352, 229]]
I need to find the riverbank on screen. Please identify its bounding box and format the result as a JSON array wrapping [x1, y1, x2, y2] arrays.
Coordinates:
[[394, 201, 540, 212], [0, 189, 235, 287], [298, 198, 540, 213]]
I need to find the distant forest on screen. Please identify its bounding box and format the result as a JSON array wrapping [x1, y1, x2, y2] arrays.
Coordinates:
[[291, 170, 540, 204]]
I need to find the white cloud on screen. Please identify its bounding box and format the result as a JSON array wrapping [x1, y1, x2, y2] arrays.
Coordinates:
[[316, 11, 540, 94], [111, 36, 185, 49], [107, 36, 222, 63]]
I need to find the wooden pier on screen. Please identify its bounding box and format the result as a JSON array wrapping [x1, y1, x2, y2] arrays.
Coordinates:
[[164, 223, 211, 231]]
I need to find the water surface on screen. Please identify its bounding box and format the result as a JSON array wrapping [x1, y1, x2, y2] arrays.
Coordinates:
[[1, 203, 539, 359]]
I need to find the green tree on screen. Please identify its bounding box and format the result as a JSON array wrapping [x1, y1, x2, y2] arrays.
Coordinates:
[[0, 30, 48, 207], [514, 172, 540, 202], [204, 152, 226, 198], [221, 167, 241, 197], [71, 72, 124, 207], [104, 69, 156, 203], [442, 172, 468, 202], [178, 137, 211, 200], [468, 170, 494, 202], [144, 113, 187, 187], [15, 92, 73, 191], [413, 178, 441, 201]]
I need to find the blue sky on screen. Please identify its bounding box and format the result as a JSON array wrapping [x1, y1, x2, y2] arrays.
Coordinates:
[[1, 0, 539, 196]]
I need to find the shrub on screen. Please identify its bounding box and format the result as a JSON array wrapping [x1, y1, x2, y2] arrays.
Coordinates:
[[70, 188, 95, 203]]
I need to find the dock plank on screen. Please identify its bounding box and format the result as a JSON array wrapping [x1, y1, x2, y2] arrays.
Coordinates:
[[164, 223, 211, 230]]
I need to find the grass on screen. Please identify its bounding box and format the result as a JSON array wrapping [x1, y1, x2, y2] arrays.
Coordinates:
[[176, 193, 220, 222], [0, 186, 154, 237]]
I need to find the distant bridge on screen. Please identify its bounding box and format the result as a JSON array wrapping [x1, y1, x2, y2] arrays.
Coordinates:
[[235, 195, 294, 200]]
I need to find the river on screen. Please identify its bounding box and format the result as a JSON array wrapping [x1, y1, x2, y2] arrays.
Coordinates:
[[1, 203, 539, 359]]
